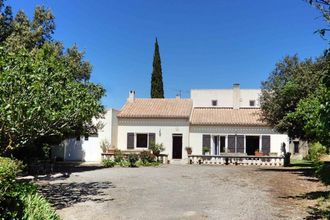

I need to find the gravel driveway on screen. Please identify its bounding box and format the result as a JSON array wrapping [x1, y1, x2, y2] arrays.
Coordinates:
[[40, 165, 325, 220]]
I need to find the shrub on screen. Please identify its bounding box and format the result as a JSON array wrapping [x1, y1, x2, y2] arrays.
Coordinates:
[[118, 160, 130, 167], [0, 157, 59, 220], [128, 154, 139, 167], [149, 142, 164, 156], [22, 193, 60, 220], [102, 159, 115, 168], [114, 149, 124, 163], [100, 139, 111, 153], [316, 163, 330, 186], [306, 142, 327, 162], [140, 151, 156, 164], [0, 157, 24, 219]]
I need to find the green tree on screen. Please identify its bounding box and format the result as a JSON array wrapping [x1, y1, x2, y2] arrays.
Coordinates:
[[0, 1, 105, 156], [150, 38, 164, 98], [260, 56, 322, 135], [0, 44, 105, 155], [307, 0, 330, 40]]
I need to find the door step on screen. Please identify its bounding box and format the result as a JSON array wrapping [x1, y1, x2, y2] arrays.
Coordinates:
[[170, 159, 186, 165]]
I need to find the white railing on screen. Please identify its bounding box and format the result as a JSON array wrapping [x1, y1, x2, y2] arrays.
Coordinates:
[[188, 155, 284, 166]]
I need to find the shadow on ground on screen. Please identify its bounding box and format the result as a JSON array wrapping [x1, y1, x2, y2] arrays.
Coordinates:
[[39, 181, 114, 210], [258, 167, 330, 219], [257, 167, 317, 182], [281, 190, 330, 220]]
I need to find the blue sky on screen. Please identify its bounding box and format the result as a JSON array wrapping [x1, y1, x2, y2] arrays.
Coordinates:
[[8, 0, 328, 109]]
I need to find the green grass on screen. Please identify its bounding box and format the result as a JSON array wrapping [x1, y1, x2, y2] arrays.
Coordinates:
[[289, 159, 316, 168]]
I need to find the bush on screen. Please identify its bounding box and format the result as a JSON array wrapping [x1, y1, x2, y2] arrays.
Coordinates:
[[114, 149, 124, 163], [22, 193, 60, 220], [0, 157, 59, 220], [306, 142, 327, 162], [149, 142, 164, 156], [140, 151, 156, 164], [117, 160, 130, 167], [128, 154, 139, 167], [316, 163, 330, 186], [102, 159, 115, 168]]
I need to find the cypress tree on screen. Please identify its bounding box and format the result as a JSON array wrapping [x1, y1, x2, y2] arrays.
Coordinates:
[[150, 38, 164, 98]]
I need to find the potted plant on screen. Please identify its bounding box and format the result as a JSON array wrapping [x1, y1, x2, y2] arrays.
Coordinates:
[[203, 147, 210, 155], [149, 142, 164, 157], [255, 149, 264, 156], [185, 147, 192, 155]]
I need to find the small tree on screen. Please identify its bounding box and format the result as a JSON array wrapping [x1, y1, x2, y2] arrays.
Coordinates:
[[150, 38, 164, 98]]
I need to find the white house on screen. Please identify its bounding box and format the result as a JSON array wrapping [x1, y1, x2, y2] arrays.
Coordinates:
[[52, 108, 118, 162], [55, 84, 290, 162], [116, 85, 289, 162]]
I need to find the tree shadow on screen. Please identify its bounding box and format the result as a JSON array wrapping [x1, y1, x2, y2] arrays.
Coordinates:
[[279, 190, 330, 220], [39, 181, 115, 210], [257, 167, 330, 219], [257, 167, 317, 182]]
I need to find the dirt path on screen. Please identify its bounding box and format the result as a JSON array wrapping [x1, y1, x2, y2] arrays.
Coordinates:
[[38, 165, 327, 220]]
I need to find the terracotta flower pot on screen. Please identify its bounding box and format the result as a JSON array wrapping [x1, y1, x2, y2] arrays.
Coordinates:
[[255, 152, 264, 156]]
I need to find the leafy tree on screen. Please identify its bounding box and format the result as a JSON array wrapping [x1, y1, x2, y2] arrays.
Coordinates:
[[0, 1, 105, 156], [0, 44, 105, 155], [307, 0, 330, 40], [150, 38, 164, 98], [0, 0, 13, 42], [260, 56, 323, 136]]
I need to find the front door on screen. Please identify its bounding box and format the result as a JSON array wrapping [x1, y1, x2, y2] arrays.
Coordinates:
[[172, 134, 182, 159]]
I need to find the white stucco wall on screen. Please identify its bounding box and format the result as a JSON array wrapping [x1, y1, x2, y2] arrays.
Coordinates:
[[117, 118, 190, 160], [52, 109, 118, 162], [189, 126, 289, 156], [191, 88, 261, 108]]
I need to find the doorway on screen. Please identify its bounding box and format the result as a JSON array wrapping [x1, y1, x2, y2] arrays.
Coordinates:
[[172, 134, 182, 159], [246, 136, 260, 155], [213, 136, 219, 155]]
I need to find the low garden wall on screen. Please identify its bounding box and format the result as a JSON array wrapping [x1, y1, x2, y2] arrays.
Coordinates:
[[101, 151, 169, 164], [188, 155, 286, 166]]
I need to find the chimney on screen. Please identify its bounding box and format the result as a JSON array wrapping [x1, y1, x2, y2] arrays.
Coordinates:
[[176, 90, 181, 99], [233, 83, 240, 109], [128, 90, 135, 102]]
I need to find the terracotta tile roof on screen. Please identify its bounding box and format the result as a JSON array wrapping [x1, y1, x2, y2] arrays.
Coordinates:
[[117, 99, 193, 119], [190, 107, 267, 126]]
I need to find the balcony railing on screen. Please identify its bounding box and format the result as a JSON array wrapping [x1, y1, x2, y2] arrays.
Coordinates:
[[188, 154, 285, 166]]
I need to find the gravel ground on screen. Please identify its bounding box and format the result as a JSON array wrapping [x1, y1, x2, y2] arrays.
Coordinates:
[[40, 165, 326, 220]]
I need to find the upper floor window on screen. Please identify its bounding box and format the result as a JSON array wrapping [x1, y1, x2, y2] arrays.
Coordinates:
[[249, 100, 255, 107], [212, 100, 218, 106]]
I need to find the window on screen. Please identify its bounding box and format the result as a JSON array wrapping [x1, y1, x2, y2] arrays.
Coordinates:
[[212, 100, 218, 106], [136, 134, 148, 148], [249, 100, 255, 106]]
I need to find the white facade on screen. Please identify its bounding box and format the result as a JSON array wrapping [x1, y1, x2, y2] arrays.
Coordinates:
[[189, 126, 289, 156], [191, 84, 261, 108], [117, 118, 190, 160], [52, 109, 118, 162]]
